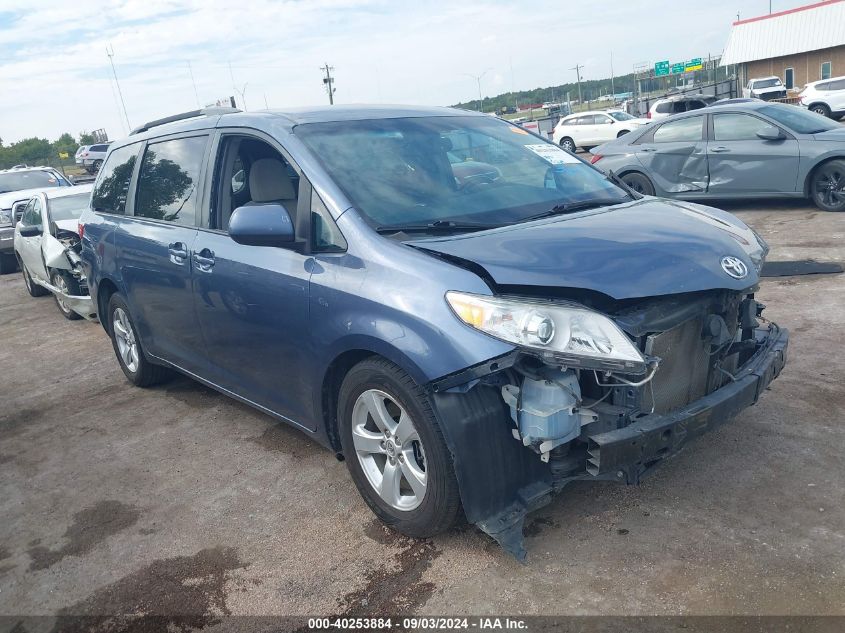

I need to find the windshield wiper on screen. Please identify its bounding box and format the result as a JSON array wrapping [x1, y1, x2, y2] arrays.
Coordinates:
[[519, 198, 627, 224], [375, 219, 498, 235]]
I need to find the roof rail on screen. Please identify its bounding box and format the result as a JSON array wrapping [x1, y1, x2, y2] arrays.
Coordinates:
[[130, 106, 242, 135]]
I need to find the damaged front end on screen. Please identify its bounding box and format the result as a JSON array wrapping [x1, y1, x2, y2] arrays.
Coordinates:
[[37, 227, 97, 320], [429, 288, 787, 561]]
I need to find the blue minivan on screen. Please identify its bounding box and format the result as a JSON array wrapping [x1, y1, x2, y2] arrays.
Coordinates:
[[80, 105, 787, 559]]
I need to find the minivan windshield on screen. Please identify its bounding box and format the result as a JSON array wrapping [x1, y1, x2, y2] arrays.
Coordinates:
[[0, 170, 63, 194], [295, 116, 629, 233], [49, 192, 90, 221]]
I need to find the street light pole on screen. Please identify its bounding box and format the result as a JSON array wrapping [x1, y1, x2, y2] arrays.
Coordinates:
[[570, 64, 584, 108]]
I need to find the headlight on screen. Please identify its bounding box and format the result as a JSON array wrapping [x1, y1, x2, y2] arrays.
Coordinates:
[[446, 291, 647, 374], [0, 208, 11, 225]]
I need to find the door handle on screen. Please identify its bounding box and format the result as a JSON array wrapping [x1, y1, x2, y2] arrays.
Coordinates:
[[168, 242, 189, 263], [193, 248, 215, 271], [710, 146, 730, 153]]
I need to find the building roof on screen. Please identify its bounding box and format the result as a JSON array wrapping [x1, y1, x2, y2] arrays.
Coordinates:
[[721, 0, 845, 65]]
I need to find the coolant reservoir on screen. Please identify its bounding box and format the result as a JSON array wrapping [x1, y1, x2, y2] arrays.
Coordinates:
[[502, 368, 582, 454]]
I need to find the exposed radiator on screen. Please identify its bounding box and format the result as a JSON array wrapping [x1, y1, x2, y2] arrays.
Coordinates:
[[641, 316, 710, 415]]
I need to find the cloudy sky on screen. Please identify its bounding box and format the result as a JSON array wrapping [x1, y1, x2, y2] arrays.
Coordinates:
[[0, 0, 799, 143]]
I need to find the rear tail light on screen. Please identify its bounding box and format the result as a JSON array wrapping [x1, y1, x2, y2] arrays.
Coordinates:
[[646, 111, 652, 119], [78, 222, 85, 240], [590, 155, 603, 164]]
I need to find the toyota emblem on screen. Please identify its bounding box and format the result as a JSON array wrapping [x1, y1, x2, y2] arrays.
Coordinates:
[[721, 256, 748, 280]]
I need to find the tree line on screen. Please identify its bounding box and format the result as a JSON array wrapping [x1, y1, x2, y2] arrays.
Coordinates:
[[0, 132, 101, 170]]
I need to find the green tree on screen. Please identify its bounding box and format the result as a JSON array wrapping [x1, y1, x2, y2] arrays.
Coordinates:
[[78, 131, 97, 145]]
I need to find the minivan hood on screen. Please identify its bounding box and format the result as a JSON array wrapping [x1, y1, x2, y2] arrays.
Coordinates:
[[409, 199, 763, 300]]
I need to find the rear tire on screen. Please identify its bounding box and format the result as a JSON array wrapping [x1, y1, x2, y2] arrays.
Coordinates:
[[21, 260, 48, 296], [51, 271, 82, 320], [93, 159, 103, 172], [621, 172, 655, 196], [559, 137, 576, 153], [810, 160, 845, 212], [810, 103, 832, 118], [107, 293, 172, 387], [338, 357, 461, 538]]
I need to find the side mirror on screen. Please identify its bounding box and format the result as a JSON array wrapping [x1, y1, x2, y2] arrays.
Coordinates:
[[19, 224, 41, 237], [228, 203, 295, 247], [756, 125, 784, 141]]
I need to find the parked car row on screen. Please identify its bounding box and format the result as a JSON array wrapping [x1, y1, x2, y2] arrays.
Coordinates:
[[9, 104, 781, 560]]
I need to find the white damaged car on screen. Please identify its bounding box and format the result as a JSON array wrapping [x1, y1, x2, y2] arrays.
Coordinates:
[[13, 185, 97, 320]]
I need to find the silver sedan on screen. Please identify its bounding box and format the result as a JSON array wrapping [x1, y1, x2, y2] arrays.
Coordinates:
[[591, 101, 845, 212]]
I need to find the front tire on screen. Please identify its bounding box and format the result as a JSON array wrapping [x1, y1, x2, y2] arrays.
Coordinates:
[[559, 137, 576, 153], [107, 293, 172, 387], [51, 271, 82, 320], [338, 357, 461, 538], [621, 171, 656, 196], [810, 160, 845, 212], [810, 103, 831, 118]]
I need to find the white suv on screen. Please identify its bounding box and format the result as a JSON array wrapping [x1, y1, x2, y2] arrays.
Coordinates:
[[552, 110, 649, 152], [799, 76, 845, 119], [77, 143, 111, 173]]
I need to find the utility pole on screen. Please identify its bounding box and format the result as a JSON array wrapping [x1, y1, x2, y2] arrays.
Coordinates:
[[187, 60, 200, 108], [321, 63, 336, 105], [610, 52, 615, 101], [570, 64, 584, 107], [106, 44, 131, 133], [462, 69, 491, 112]]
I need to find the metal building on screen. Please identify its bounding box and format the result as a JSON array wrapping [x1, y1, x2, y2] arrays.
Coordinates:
[[721, 0, 845, 90]]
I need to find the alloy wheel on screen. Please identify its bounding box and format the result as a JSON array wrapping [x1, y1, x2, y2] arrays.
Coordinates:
[[112, 307, 140, 373], [351, 389, 427, 511], [815, 165, 845, 210], [54, 274, 71, 314]]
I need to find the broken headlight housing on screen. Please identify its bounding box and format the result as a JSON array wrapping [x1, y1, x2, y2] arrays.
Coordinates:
[[446, 291, 647, 374]]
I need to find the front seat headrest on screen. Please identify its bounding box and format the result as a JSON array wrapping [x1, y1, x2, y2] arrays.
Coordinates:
[[249, 158, 296, 202]]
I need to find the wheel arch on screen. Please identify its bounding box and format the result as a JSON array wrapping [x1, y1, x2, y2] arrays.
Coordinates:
[[96, 277, 120, 333], [803, 155, 845, 196], [318, 340, 431, 453]]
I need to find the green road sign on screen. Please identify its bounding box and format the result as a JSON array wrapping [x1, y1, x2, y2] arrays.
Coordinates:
[[685, 58, 703, 72], [654, 60, 670, 76], [671, 63, 685, 74]]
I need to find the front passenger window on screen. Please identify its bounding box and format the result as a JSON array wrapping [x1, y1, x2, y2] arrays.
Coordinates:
[[134, 136, 207, 225], [713, 114, 773, 141], [311, 194, 346, 252]]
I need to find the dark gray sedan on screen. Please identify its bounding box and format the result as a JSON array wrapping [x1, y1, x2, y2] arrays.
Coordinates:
[[591, 101, 845, 211]]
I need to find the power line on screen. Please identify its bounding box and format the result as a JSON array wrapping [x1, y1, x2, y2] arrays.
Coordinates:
[[106, 44, 131, 133], [321, 63, 336, 105], [187, 60, 201, 108]]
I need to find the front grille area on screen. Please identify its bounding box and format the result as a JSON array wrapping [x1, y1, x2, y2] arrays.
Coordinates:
[[641, 316, 711, 415]]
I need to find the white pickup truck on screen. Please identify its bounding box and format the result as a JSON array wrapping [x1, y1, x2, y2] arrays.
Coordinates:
[[743, 76, 788, 101]]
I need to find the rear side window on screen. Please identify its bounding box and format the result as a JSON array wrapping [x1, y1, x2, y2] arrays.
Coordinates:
[[653, 116, 704, 143], [655, 102, 672, 113], [828, 79, 845, 90], [90, 144, 107, 152], [134, 136, 207, 225], [91, 144, 140, 215], [815, 82, 831, 91]]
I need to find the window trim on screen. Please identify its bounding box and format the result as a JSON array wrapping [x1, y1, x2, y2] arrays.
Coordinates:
[[821, 61, 832, 81], [126, 131, 212, 228]]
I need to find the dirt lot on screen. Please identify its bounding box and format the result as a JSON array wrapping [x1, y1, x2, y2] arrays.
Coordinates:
[[1, 200, 844, 627]]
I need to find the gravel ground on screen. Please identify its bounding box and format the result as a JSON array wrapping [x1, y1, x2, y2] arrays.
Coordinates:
[[1, 200, 844, 627]]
